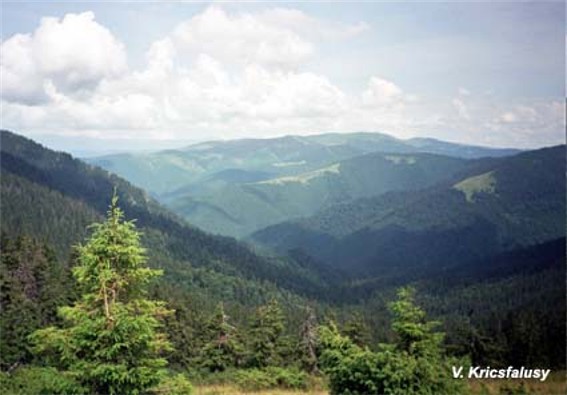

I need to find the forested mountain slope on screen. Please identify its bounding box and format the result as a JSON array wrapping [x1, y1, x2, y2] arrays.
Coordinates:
[[1, 130, 564, 378], [165, 151, 472, 237], [0, 130, 331, 298], [251, 145, 566, 277]]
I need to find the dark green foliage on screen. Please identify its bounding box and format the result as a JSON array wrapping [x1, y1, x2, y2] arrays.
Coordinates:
[[1, 129, 564, 394], [0, 235, 72, 369], [0, 130, 332, 300], [0, 366, 85, 395], [319, 288, 468, 395], [252, 145, 565, 277], [343, 312, 372, 348], [248, 299, 286, 368], [29, 197, 174, 395], [420, 238, 566, 368], [233, 367, 308, 391], [198, 303, 244, 372]]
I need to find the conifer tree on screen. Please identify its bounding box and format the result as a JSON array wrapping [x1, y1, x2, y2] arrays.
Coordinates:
[[199, 302, 243, 372], [343, 312, 372, 348], [30, 194, 174, 395], [248, 299, 285, 368]]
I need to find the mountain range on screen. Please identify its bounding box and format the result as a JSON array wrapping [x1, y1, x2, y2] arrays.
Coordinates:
[[88, 132, 519, 238], [251, 145, 565, 277], [1, 129, 565, 370], [0, 130, 331, 301]]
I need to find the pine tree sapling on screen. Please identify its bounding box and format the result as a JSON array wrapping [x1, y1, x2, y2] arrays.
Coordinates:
[[30, 194, 175, 395]]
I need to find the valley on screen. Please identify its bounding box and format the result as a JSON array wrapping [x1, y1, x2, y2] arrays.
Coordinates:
[[1, 129, 564, 394]]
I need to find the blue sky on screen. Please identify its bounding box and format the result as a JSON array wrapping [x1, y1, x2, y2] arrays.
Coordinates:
[[1, 1, 565, 154]]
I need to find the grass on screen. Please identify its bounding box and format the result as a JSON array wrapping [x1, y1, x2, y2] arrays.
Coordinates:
[[194, 371, 567, 395], [453, 170, 496, 202], [468, 371, 566, 395], [194, 385, 327, 395]]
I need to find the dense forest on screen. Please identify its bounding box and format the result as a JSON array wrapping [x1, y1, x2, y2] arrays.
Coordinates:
[[0, 130, 565, 394]]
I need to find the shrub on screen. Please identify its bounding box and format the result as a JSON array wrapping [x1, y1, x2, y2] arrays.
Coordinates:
[[318, 288, 469, 395], [234, 369, 277, 391], [151, 373, 193, 395], [0, 366, 84, 395], [265, 366, 308, 389], [233, 367, 308, 391]]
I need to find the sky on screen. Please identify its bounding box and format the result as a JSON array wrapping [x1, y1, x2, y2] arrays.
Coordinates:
[[1, 1, 565, 155]]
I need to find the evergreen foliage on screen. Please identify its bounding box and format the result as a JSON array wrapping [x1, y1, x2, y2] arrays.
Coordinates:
[[248, 299, 286, 368], [29, 195, 175, 395], [319, 287, 468, 395], [199, 303, 244, 372], [0, 235, 72, 369], [1, 130, 565, 394], [343, 312, 372, 348]]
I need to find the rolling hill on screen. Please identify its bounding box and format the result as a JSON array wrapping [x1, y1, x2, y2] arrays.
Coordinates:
[[87, 132, 518, 197], [164, 151, 474, 237], [250, 145, 566, 277], [87, 132, 519, 239]]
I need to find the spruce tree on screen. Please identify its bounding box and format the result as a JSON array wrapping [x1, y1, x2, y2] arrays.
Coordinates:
[[343, 312, 372, 348], [248, 299, 285, 368], [199, 302, 243, 372], [30, 194, 174, 394]]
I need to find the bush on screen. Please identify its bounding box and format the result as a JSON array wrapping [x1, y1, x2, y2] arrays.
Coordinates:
[[233, 367, 308, 391], [234, 369, 277, 391], [265, 366, 308, 389], [151, 373, 193, 395], [0, 366, 84, 395]]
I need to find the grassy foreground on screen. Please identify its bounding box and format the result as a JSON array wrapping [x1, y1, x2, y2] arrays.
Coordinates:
[[468, 370, 566, 395], [193, 371, 567, 395], [194, 385, 327, 395]]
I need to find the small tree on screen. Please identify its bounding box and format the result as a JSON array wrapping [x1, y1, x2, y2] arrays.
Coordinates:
[[248, 299, 285, 368], [199, 302, 243, 372], [318, 287, 468, 395], [30, 194, 174, 394], [382, 287, 468, 395]]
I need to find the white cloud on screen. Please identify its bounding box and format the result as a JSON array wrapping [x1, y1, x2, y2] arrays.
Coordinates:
[[171, 6, 314, 69], [499, 112, 517, 123], [452, 97, 470, 120], [1, 7, 564, 149], [1, 12, 127, 104], [362, 77, 404, 106]]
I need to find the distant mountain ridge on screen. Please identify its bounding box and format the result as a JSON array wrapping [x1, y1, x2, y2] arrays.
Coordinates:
[[87, 132, 519, 238], [88, 132, 519, 197]]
